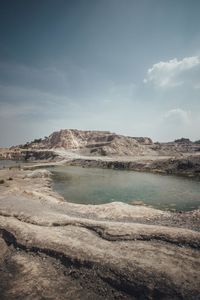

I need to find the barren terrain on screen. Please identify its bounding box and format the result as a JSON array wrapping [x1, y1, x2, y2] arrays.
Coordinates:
[[0, 166, 199, 299], [1, 129, 200, 178], [0, 130, 200, 299]]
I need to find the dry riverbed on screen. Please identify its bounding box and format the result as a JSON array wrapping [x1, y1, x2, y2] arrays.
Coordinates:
[[0, 166, 200, 300]]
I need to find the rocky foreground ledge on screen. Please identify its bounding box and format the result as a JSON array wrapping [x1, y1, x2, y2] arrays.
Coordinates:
[[0, 167, 200, 300]]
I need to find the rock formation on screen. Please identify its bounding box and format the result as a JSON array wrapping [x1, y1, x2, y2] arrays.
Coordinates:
[[6, 129, 199, 158], [12, 129, 155, 156], [0, 167, 200, 299], [1, 129, 200, 177]]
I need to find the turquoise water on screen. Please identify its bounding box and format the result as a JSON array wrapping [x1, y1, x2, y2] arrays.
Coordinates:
[[51, 166, 200, 211]]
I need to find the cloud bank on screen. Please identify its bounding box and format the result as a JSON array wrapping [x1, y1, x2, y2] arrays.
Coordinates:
[[144, 56, 200, 88], [163, 108, 190, 124]]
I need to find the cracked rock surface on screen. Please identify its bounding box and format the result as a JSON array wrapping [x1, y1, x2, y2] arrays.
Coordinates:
[[0, 168, 200, 299]]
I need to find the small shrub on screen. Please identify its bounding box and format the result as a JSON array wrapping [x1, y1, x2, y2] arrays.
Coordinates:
[[0, 179, 5, 184]]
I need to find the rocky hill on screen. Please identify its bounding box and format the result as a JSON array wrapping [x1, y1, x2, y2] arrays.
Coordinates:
[[13, 129, 155, 156], [153, 139, 200, 156], [3, 129, 200, 159]]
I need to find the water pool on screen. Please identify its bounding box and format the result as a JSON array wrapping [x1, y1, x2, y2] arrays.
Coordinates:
[[51, 165, 200, 211]]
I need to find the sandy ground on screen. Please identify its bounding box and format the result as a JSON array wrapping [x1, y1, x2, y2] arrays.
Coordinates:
[[0, 166, 200, 299]]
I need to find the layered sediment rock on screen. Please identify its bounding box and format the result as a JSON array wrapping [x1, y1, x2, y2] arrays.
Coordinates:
[[0, 168, 200, 299], [1, 129, 200, 177], [70, 155, 200, 177], [12, 129, 155, 156], [0, 149, 58, 161], [7, 129, 200, 157]]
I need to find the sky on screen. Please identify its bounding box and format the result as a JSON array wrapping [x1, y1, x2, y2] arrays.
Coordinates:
[[0, 0, 200, 146]]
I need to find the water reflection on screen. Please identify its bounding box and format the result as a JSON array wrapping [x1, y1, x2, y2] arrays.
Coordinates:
[[51, 166, 200, 211]]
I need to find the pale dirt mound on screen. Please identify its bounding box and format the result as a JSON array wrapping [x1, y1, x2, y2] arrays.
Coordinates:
[[11, 129, 155, 157], [6, 129, 200, 159]]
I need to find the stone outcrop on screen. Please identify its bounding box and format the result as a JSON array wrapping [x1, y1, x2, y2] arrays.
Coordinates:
[[0, 130, 200, 178], [12, 129, 155, 156], [0, 149, 58, 161], [8, 129, 200, 157], [67, 155, 200, 177], [153, 139, 200, 155], [0, 132, 200, 298], [0, 167, 200, 299]]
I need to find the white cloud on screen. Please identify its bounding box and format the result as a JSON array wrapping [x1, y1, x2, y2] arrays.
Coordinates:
[[155, 108, 193, 141], [144, 56, 200, 88], [163, 108, 190, 124]]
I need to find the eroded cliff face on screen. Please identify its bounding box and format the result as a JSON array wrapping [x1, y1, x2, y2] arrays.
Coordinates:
[[1, 129, 200, 163], [70, 155, 200, 177], [0, 149, 59, 161], [8, 129, 155, 157]]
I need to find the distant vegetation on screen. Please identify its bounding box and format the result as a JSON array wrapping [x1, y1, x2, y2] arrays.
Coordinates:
[[174, 138, 191, 143]]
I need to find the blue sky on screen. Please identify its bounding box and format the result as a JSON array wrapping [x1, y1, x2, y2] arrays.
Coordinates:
[[0, 0, 200, 146]]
